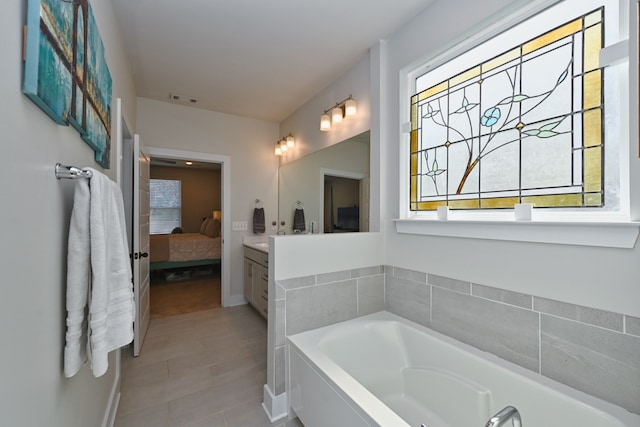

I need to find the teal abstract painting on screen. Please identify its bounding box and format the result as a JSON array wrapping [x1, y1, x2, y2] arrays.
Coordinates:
[[23, 0, 112, 169]]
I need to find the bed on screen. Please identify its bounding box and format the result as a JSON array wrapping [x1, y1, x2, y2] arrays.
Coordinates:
[[149, 218, 222, 271]]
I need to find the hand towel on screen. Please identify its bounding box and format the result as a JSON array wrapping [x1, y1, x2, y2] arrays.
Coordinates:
[[87, 168, 135, 377], [64, 177, 91, 377], [293, 208, 305, 233], [253, 207, 265, 234]]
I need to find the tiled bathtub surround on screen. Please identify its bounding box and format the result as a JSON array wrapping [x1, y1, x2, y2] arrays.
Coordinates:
[[274, 266, 385, 395], [274, 264, 639, 416], [385, 266, 640, 415]]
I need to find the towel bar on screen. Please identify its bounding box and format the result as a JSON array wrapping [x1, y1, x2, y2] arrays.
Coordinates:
[[55, 163, 93, 179]]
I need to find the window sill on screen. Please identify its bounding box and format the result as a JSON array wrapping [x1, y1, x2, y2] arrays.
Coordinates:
[[393, 218, 640, 248]]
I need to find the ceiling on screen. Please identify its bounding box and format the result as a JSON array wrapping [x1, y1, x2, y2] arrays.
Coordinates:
[[150, 158, 221, 170], [112, 0, 434, 123]]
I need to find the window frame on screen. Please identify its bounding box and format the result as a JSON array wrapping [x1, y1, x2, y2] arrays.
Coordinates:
[[396, 0, 640, 248]]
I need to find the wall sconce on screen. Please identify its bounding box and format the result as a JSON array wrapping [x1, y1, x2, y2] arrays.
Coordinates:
[[274, 133, 296, 156], [320, 113, 331, 131], [320, 95, 357, 132], [286, 133, 295, 148]]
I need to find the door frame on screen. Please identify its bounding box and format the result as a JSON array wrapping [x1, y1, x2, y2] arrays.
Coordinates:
[[146, 146, 232, 307], [319, 167, 367, 234], [112, 97, 131, 424]]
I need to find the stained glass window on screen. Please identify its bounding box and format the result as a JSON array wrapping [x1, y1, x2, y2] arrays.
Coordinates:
[[410, 8, 605, 211]]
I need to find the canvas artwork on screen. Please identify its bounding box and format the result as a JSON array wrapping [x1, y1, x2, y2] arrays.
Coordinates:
[[23, 0, 112, 169]]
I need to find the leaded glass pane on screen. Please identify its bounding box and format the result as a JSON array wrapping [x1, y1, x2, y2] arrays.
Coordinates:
[[411, 7, 605, 211]]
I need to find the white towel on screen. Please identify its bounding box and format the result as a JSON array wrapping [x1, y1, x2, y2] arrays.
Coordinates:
[[64, 168, 135, 377], [64, 177, 91, 377]]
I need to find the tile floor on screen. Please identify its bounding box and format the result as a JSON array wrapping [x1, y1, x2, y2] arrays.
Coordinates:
[[114, 305, 303, 427]]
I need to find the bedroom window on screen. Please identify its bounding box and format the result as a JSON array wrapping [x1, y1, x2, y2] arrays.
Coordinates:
[[150, 179, 182, 234], [409, 0, 624, 215]]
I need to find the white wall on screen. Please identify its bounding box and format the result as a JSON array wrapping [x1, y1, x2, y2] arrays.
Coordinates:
[[136, 97, 279, 301], [0, 0, 137, 425], [278, 54, 371, 165], [275, 0, 639, 318], [378, 0, 640, 317], [272, 233, 384, 281]]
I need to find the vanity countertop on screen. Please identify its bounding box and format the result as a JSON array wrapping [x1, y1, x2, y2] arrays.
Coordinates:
[[243, 242, 269, 254]]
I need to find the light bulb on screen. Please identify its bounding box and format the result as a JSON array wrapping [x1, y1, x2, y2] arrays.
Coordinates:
[[320, 114, 331, 131], [274, 143, 282, 156], [331, 106, 343, 124], [345, 98, 357, 117], [280, 140, 288, 152], [286, 134, 295, 148]]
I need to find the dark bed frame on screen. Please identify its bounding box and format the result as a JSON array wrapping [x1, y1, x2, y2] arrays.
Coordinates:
[[150, 258, 221, 271]]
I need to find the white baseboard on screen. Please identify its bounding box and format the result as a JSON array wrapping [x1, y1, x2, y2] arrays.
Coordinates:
[[102, 361, 121, 427], [102, 375, 120, 427], [225, 293, 248, 307], [262, 384, 288, 423], [103, 391, 120, 427]]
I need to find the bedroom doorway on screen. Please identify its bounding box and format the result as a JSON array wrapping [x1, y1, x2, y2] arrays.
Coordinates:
[[146, 147, 231, 310], [319, 168, 369, 233]]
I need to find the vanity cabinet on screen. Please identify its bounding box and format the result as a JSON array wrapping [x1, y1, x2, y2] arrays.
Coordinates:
[[244, 246, 268, 318]]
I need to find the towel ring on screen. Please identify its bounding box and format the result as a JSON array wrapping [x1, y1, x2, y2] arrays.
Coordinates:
[[295, 201, 304, 209], [255, 199, 263, 209]]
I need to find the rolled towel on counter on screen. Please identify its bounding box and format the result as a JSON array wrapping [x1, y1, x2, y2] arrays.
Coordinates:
[[253, 207, 265, 234], [293, 208, 305, 233]]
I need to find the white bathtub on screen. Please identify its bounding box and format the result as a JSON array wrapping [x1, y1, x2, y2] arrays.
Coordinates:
[[288, 311, 640, 427]]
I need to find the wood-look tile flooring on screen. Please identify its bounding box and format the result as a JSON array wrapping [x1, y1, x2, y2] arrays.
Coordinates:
[[115, 304, 303, 427]]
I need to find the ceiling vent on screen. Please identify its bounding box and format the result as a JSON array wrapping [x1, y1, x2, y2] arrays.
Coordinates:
[[169, 93, 198, 104]]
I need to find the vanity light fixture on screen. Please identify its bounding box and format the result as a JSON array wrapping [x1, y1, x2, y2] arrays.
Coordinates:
[[331, 106, 343, 124], [320, 113, 331, 131], [274, 133, 296, 156], [286, 133, 295, 148], [344, 97, 357, 117], [320, 95, 357, 132]]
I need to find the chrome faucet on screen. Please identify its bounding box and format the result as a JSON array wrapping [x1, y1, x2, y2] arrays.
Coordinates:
[[485, 406, 522, 427]]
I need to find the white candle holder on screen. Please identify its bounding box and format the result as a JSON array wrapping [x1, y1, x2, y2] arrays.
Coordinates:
[[437, 206, 450, 220], [514, 203, 533, 221]]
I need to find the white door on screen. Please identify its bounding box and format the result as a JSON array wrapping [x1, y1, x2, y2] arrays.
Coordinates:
[[133, 134, 151, 356]]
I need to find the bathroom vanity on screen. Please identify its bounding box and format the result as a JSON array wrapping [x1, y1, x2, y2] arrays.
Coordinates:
[[243, 243, 268, 318]]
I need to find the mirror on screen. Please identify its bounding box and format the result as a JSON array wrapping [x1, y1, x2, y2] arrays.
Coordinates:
[[278, 131, 370, 234]]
